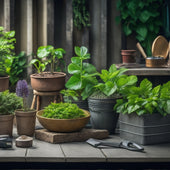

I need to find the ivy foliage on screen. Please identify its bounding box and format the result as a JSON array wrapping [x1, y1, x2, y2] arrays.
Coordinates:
[[116, 0, 163, 56], [0, 26, 16, 76], [0, 90, 22, 115], [114, 79, 170, 116], [42, 102, 85, 119], [73, 0, 91, 30], [9, 51, 27, 87]]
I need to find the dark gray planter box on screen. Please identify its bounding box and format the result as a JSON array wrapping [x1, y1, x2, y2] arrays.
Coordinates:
[[119, 113, 170, 145]]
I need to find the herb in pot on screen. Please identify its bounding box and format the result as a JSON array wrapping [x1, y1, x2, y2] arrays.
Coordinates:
[[114, 78, 170, 116], [0, 90, 22, 115], [64, 46, 98, 100], [42, 102, 85, 119], [30, 45, 66, 74]]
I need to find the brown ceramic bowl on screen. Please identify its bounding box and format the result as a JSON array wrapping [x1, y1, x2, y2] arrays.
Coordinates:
[[36, 109, 90, 132]]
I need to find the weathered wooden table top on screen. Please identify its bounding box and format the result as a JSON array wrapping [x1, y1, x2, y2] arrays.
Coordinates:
[[0, 127, 170, 169]]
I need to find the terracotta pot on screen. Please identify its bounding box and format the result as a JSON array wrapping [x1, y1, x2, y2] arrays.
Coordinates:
[[30, 72, 66, 92], [36, 109, 90, 132], [121, 50, 136, 64], [0, 114, 14, 136], [0, 76, 9, 92], [15, 109, 36, 136]]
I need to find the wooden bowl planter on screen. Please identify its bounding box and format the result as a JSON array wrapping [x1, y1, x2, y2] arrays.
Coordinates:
[[0, 114, 14, 137], [30, 72, 66, 92], [0, 76, 9, 92], [15, 109, 36, 137], [36, 109, 90, 132]]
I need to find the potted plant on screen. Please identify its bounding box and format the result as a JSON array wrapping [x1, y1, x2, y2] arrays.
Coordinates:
[[88, 64, 138, 134], [36, 102, 90, 132], [15, 80, 36, 136], [116, 0, 163, 57], [114, 78, 170, 145], [0, 26, 16, 91], [0, 90, 22, 136], [61, 46, 98, 110], [30, 45, 66, 92]]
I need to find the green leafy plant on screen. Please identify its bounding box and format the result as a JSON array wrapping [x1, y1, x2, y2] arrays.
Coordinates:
[[64, 46, 98, 100], [9, 51, 27, 87], [0, 26, 16, 76], [30, 45, 66, 74], [114, 78, 170, 116], [73, 0, 91, 30], [116, 0, 163, 56], [0, 90, 22, 115], [42, 102, 85, 119], [90, 64, 138, 99]]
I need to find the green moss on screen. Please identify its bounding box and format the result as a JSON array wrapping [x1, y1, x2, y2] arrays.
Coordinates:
[[42, 102, 85, 119]]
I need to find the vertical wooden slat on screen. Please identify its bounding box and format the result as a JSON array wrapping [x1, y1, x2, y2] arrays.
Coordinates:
[[89, 0, 107, 71], [65, 0, 73, 66]]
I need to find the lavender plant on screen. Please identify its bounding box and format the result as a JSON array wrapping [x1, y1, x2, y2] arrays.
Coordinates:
[[16, 80, 29, 111]]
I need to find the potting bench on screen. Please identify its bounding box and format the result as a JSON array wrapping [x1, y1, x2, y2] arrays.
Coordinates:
[[0, 127, 170, 169]]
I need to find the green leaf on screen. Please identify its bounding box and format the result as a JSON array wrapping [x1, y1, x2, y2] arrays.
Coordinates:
[[102, 81, 117, 96], [65, 74, 82, 90], [123, 25, 132, 36], [37, 46, 51, 58], [71, 57, 81, 64], [139, 10, 152, 23], [109, 64, 117, 73], [80, 46, 88, 57], [74, 46, 81, 56], [136, 26, 147, 39], [68, 63, 81, 74], [83, 63, 97, 74]]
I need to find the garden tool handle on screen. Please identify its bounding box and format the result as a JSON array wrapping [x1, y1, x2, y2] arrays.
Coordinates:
[[136, 42, 147, 59], [120, 140, 144, 152]]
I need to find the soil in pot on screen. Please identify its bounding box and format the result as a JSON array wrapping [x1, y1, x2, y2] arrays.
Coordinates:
[[15, 110, 36, 136], [0, 114, 14, 136], [30, 72, 66, 92]]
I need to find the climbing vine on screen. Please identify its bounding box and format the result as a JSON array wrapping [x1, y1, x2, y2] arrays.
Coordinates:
[[73, 0, 91, 30]]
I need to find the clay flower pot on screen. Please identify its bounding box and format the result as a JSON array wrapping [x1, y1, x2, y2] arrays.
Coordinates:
[[0, 76, 9, 92], [121, 50, 136, 64], [30, 72, 66, 92], [0, 114, 14, 136], [15, 109, 36, 136]]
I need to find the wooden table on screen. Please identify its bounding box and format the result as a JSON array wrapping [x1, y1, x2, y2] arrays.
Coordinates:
[[0, 128, 170, 169]]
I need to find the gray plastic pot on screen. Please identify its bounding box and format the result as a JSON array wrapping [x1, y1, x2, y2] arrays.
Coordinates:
[[88, 98, 119, 134]]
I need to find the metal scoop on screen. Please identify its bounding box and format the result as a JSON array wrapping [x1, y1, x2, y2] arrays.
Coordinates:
[[86, 138, 144, 152]]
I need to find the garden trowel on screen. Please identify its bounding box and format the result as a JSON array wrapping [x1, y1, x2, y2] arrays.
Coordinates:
[[86, 138, 144, 152]]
